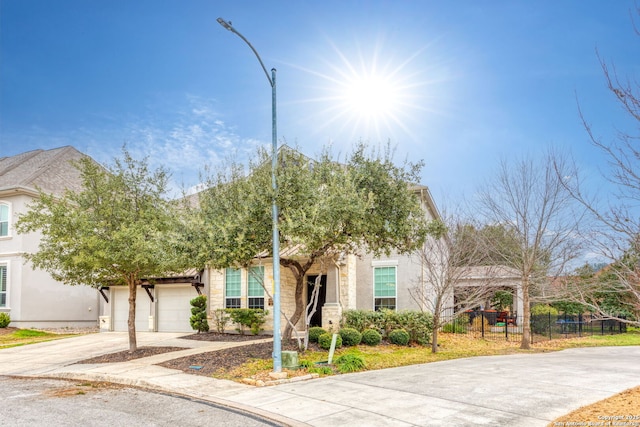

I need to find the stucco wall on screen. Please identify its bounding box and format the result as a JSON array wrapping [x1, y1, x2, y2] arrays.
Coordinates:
[[0, 193, 99, 328]]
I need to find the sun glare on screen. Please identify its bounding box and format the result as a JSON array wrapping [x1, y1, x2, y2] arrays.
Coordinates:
[[287, 37, 440, 144], [343, 75, 400, 119]]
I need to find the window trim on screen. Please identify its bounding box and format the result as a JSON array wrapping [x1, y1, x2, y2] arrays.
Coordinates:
[[373, 265, 397, 311], [224, 268, 242, 309], [248, 266, 265, 310], [0, 202, 11, 239], [0, 263, 8, 309]]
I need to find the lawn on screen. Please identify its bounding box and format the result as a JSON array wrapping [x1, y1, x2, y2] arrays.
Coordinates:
[[0, 328, 79, 349], [220, 329, 640, 381]]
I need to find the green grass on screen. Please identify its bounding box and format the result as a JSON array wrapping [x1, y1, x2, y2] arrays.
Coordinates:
[[0, 329, 78, 349], [219, 330, 640, 381]]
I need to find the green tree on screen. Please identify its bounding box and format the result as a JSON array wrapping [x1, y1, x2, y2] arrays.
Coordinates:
[[190, 143, 440, 339], [16, 150, 186, 352], [190, 295, 210, 333]]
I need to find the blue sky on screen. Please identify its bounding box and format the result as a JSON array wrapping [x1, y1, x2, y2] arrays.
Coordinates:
[[1, 1, 639, 205]]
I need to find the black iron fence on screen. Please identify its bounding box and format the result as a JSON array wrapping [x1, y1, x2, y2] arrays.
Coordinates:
[[440, 309, 627, 343]]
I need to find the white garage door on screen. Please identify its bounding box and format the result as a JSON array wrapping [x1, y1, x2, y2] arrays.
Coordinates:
[[156, 286, 195, 332], [112, 287, 152, 332]]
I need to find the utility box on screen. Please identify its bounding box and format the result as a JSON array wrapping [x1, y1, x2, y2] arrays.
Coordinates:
[[99, 316, 111, 331], [282, 351, 299, 369]]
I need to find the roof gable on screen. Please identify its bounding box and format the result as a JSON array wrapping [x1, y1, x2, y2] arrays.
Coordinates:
[[0, 146, 89, 196]]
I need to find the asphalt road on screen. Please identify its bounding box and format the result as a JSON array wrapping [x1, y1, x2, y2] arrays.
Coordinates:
[[1, 377, 283, 427]]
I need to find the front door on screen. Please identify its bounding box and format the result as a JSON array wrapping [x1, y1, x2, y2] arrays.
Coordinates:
[[306, 275, 327, 327]]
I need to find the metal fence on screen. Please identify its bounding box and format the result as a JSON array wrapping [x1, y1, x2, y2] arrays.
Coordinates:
[[440, 309, 628, 343]]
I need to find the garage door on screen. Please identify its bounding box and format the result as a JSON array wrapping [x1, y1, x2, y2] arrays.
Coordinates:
[[156, 286, 195, 332], [112, 287, 152, 332]]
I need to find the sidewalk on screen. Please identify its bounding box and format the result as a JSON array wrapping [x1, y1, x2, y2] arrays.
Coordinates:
[[2, 332, 639, 426]]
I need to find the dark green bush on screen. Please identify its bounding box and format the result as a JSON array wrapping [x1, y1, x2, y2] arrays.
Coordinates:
[[342, 309, 433, 344], [388, 328, 410, 346], [339, 327, 362, 346], [308, 326, 327, 343], [361, 328, 382, 346], [189, 295, 209, 333], [0, 312, 10, 328], [334, 354, 366, 373], [318, 332, 342, 350]]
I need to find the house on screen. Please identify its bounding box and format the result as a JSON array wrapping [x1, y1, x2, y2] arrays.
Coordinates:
[[0, 146, 99, 328], [91, 145, 449, 334], [206, 185, 448, 333]]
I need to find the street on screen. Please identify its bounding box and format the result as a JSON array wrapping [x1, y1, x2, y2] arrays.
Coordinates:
[[1, 377, 282, 427]]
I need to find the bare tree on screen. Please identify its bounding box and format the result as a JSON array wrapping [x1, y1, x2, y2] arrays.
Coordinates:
[[476, 152, 584, 349], [410, 216, 498, 353], [556, 7, 640, 325]]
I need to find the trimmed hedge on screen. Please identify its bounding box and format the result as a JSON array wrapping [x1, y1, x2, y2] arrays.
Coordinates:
[[342, 309, 433, 345], [339, 327, 362, 346], [308, 326, 327, 343], [0, 313, 9, 328], [318, 332, 342, 350], [388, 328, 410, 346], [361, 328, 382, 346]]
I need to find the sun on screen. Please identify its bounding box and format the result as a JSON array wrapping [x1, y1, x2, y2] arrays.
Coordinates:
[[287, 38, 435, 144], [342, 74, 401, 120]]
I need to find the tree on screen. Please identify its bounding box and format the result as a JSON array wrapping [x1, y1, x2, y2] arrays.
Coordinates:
[[190, 143, 440, 339], [410, 216, 500, 353], [557, 7, 640, 325], [476, 152, 584, 349], [16, 150, 186, 352]]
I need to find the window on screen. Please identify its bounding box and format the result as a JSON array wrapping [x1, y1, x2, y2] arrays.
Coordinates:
[[0, 265, 6, 307], [225, 268, 241, 308], [0, 204, 8, 237], [374, 266, 396, 311], [248, 266, 265, 310]]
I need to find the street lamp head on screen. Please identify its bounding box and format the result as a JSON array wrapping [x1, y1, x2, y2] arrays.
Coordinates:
[[217, 17, 233, 31]]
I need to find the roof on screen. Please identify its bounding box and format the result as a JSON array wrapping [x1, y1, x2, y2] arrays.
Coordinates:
[[0, 146, 89, 197]]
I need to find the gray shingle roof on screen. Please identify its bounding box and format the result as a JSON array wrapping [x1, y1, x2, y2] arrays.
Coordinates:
[[0, 146, 88, 196]]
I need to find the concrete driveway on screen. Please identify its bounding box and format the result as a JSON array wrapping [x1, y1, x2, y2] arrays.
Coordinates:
[[1, 332, 639, 427]]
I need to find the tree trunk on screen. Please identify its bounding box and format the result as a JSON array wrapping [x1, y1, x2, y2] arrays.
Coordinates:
[[431, 316, 439, 353], [127, 278, 138, 353], [283, 272, 305, 339], [520, 279, 531, 350]]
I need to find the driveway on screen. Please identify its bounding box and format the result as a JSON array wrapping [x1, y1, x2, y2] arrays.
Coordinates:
[[1, 332, 639, 426]]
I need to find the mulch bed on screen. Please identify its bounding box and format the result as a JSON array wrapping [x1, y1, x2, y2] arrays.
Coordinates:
[[158, 340, 309, 377], [75, 331, 319, 377]]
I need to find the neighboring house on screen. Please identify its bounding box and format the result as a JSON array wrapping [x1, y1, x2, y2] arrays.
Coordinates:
[[454, 265, 524, 317], [0, 146, 99, 328]]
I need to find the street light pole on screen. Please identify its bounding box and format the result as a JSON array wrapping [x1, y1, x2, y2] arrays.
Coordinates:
[[216, 17, 282, 372]]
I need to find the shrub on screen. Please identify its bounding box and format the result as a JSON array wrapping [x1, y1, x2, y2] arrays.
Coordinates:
[[334, 354, 366, 373], [339, 327, 362, 346], [212, 308, 230, 333], [0, 312, 10, 328], [395, 310, 433, 345], [227, 308, 268, 335], [388, 328, 410, 346], [342, 309, 433, 344], [531, 304, 559, 316], [189, 295, 209, 333], [308, 365, 334, 375], [308, 326, 327, 343], [441, 321, 467, 334], [318, 332, 342, 350], [361, 328, 382, 346]]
